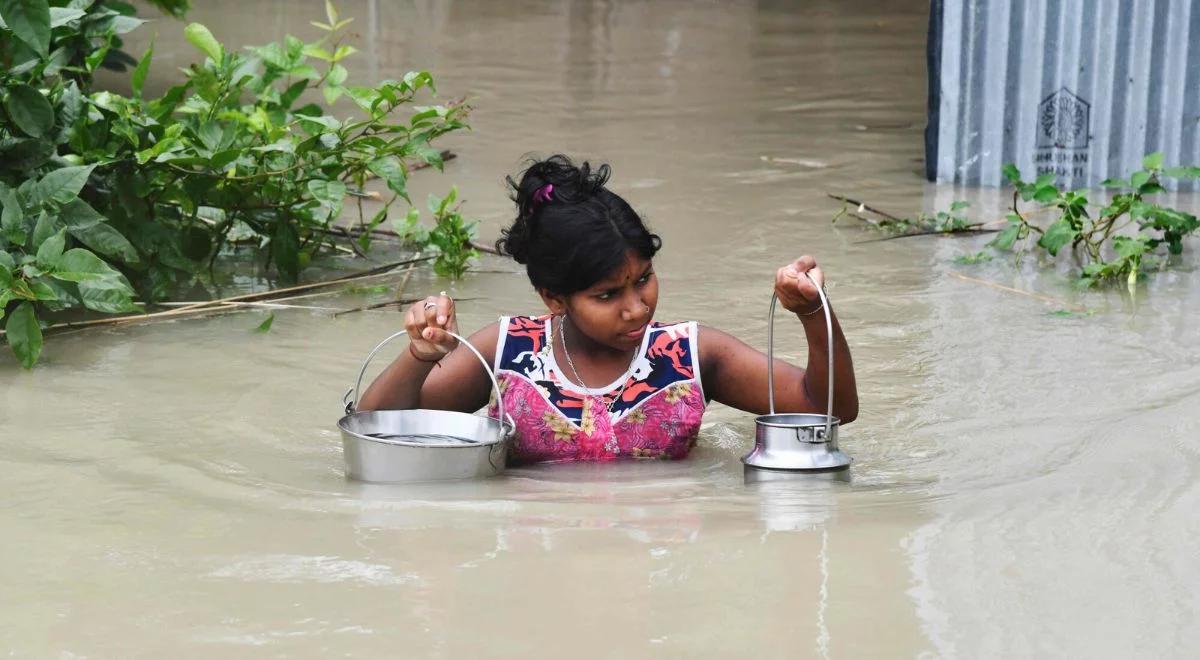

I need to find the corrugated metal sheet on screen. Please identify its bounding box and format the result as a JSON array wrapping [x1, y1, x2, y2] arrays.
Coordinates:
[[927, 0, 1200, 189]]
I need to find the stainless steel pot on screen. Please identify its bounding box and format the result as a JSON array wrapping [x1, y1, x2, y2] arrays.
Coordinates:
[[338, 330, 514, 483], [742, 275, 853, 472]]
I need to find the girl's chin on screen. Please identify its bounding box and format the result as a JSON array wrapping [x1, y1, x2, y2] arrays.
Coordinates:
[[620, 324, 648, 342]]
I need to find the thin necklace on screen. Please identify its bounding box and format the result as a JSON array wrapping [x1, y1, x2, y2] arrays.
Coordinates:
[[557, 316, 639, 452]]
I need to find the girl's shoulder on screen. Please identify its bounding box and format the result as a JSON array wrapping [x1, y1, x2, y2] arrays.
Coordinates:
[[499, 313, 552, 329]]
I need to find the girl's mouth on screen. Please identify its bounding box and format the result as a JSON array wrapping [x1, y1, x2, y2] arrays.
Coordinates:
[[623, 324, 648, 340]]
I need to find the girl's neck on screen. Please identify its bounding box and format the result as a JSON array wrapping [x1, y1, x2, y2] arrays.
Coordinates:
[[558, 315, 637, 367]]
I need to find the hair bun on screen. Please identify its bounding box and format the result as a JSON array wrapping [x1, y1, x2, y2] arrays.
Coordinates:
[[496, 154, 610, 261], [496, 154, 661, 294]]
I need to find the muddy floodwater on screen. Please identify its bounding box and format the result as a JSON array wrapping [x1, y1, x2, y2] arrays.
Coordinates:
[[3, 1, 1199, 657]]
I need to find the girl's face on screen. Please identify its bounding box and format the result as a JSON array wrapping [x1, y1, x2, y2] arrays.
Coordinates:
[[543, 251, 658, 351]]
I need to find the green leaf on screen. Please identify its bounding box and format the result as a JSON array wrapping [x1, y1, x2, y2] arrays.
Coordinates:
[[3, 84, 55, 138], [989, 222, 1021, 251], [1142, 152, 1164, 170], [953, 251, 992, 265], [84, 39, 110, 73], [58, 198, 105, 230], [322, 84, 344, 105], [208, 149, 240, 170], [440, 186, 457, 215], [35, 228, 65, 265], [1034, 173, 1056, 188], [301, 45, 332, 61], [35, 276, 76, 307], [254, 312, 274, 333], [1130, 171, 1151, 190], [1001, 163, 1021, 184], [0, 185, 23, 232], [132, 40, 154, 99], [326, 63, 348, 86], [1162, 166, 1200, 179], [306, 179, 346, 207], [77, 278, 138, 313], [8, 277, 36, 300], [48, 6, 83, 27], [70, 222, 138, 264], [1099, 178, 1127, 188], [27, 277, 57, 301], [367, 156, 408, 199], [0, 137, 54, 171], [324, 0, 338, 26], [34, 164, 96, 205], [1113, 235, 1151, 260], [55, 80, 82, 144], [1033, 185, 1059, 204], [279, 79, 307, 109], [0, 249, 14, 271], [107, 14, 144, 34], [184, 22, 223, 63], [1037, 219, 1077, 256], [0, 0, 51, 57], [31, 211, 55, 249], [332, 45, 357, 62], [5, 301, 42, 368], [49, 248, 118, 282], [296, 114, 340, 132]]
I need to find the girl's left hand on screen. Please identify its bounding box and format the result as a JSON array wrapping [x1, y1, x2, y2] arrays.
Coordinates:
[[775, 255, 825, 316]]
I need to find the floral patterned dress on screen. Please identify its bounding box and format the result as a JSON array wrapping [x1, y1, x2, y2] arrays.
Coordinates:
[[486, 315, 707, 464]]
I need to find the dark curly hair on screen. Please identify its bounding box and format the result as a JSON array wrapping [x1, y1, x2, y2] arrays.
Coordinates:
[[495, 155, 662, 295]]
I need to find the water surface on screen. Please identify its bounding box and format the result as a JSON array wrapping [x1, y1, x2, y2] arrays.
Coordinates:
[[3, 1, 1198, 657]]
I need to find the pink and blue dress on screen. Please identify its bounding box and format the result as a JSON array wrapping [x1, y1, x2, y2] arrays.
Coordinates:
[[487, 315, 707, 464]]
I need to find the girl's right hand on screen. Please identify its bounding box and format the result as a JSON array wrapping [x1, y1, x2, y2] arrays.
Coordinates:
[[406, 292, 459, 362]]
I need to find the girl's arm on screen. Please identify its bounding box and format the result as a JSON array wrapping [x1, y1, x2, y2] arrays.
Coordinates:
[[356, 294, 499, 414], [698, 257, 858, 422]]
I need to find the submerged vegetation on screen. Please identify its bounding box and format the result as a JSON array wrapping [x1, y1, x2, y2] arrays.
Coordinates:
[[834, 153, 1200, 291], [1, 1, 477, 367], [994, 153, 1200, 288]]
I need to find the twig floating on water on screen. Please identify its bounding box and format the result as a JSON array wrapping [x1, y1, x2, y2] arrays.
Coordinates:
[[854, 227, 999, 244], [827, 194, 904, 222], [948, 272, 1088, 312], [24, 255, 437, 337]]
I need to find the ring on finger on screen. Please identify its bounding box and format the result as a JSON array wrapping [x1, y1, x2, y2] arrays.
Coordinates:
[[423, 299, 437, 310]]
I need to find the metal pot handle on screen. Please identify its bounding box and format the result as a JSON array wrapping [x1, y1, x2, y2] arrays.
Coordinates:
[[343, 329, 513, 436], [767, 273, 834, 440]]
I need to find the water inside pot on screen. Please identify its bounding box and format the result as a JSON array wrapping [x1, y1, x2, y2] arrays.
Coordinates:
[[364, 432, 484, 445]]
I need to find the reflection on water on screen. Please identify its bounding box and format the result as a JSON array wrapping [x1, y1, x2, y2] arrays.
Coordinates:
[[2, 0, 1198, 657]]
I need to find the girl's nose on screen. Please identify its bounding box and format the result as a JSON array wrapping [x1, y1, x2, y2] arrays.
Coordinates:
[[621, 297, 647, 321]]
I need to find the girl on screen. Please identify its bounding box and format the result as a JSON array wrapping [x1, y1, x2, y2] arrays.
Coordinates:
[[358, 155, 857, 463]]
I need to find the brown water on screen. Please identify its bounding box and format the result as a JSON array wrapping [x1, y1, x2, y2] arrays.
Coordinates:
[[4, 1, 1200, 657]]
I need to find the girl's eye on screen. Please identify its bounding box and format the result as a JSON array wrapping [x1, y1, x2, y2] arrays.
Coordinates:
[[638, 273, 653, 284], [597, 291, 616, 301]]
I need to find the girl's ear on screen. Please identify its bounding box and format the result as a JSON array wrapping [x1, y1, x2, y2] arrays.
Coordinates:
[[536, 288, 567, 316]]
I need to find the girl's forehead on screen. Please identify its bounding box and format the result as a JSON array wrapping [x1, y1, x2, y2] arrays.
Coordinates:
[[593, 253, 653, 287]]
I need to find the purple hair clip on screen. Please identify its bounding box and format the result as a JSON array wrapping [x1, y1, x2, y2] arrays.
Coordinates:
[[532, 183, 554, 207]]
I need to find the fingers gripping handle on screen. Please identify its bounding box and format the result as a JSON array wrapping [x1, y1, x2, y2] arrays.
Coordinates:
[[344, 330, 513, 436], [767, 273, 834, 440]]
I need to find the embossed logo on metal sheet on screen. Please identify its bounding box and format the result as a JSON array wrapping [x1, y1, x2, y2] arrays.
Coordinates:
[[1035, 88, 1091, 178], [1037, 87, 1091, 149]]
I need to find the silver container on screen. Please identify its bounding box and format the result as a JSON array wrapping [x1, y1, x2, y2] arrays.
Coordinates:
[[743, 277, 852, 473], [338, 330, 514, 483]]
